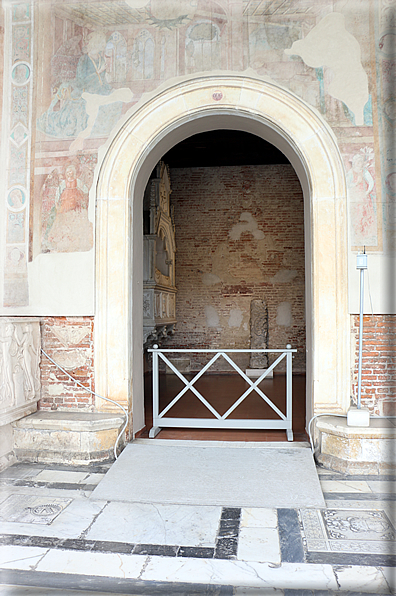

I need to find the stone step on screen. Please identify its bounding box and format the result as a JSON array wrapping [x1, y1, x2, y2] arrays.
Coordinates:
[[12, 410, 125, 465]]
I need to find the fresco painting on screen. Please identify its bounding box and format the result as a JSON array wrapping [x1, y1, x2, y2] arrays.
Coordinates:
[[346, 148, 378, 247], [32, 0, 386, 257], [7, 212, 25, 245], [3, 1, 32, 307], [12, 86, 28, 127], [12, 24, 31, 62], [40, 158, 96, 254], [12, 4, 31, 22], [37, 30, 133, 149], [375, 0, 396, 251], [1, 0, 392, 308], [11, 62, 30, 85]]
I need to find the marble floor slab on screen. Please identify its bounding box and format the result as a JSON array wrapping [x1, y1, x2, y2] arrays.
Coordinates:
[[33, 471, 89, 484], [237, 527, 281, 563], [91, 443, 325, 508], [300, 508, 396, 555], [0, 498, 105, 538], [86, 501, 221, 547], [0, 495, 71, 525]]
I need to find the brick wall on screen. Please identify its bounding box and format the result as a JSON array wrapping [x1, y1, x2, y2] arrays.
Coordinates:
[[163, 164, 306, 372], [351, 315, 396, 415], [39, 316, 95, 411]]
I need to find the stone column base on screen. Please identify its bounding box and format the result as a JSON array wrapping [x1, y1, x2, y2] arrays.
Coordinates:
[[315, 416, 396, 474], [12, 411, 126, 465]]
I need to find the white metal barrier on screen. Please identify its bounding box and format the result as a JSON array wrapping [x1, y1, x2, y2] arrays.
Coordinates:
[[147, 345, 297, 441]]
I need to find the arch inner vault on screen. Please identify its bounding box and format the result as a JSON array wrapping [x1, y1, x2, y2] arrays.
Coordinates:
[[95, 75, 349, 435]]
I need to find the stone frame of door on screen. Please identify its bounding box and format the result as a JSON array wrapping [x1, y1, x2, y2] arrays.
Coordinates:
[[95, 74, 349, 436]]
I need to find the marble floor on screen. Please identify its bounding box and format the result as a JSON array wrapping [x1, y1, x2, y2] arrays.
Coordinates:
[[0, 446, 395, 595]]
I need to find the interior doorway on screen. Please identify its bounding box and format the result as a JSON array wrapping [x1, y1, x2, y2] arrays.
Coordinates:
[[141, 130, 307, 441], [94, 75, 350, 441]]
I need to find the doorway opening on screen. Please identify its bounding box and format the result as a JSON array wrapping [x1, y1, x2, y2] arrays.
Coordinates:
[[141, 130, 307, 441]]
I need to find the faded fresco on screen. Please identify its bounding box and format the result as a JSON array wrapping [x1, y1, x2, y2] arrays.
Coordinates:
[[40, 157, 95, 253], [375, 0, 396, 251], [0, 0, 393, 308], [3, 1, 33, 308]]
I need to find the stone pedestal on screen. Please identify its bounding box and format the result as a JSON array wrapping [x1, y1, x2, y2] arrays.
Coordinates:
[[315, 416, 396, 474], [12, 411, 126, 465], [0, 317, 41, 470]]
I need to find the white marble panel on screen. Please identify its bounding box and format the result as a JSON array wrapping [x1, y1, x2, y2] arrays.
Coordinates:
[[0, 494, 71, 524], [34, 470, 89, 483], [86, 501, 221, 547], [35, 548, 146, 578], [83, 473, 106, 485], [334, 565, 392, 593], [0, 485, 94, 499], [380, 565, 396, 593], [141, 558, 338, 590], [240, 508, 277, 528], [0, 465, 42, 480], [0, 545, 49, 570], [0, 589, 141, 596], [324, 499, 391, 511], [367, 481, 396, 494], [234, 589, 283, 595], [0, 498, 106, 538], [237, 527, 280, 563], [320, 480, 371, 493]]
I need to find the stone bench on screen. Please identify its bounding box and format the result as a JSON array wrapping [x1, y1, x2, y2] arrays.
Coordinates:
[[12, 411, 125, 465], [315, 415, 396, 474]]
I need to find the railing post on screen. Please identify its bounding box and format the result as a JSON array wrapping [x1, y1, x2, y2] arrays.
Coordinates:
[[286, 344, 293, 441], [149, 344, 161, 438]]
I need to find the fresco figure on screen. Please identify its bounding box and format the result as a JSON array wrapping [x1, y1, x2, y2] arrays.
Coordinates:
[[37, 31, 132, 147], [8, 188, 25, 209], [43, 164, 93, 253], [347, 151, 377, 246]]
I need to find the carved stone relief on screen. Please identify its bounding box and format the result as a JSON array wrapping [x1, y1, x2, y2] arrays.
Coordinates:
[[0, 317, 40, 424], [143, 161, 177, 347], [51, 325, 89, 347], [249, 300, 269, 369]]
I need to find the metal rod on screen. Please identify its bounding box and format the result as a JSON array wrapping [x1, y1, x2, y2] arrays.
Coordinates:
[[148, 348, 297, 353], [286, 349, 293, 422], [357, 266, 365, 409], [152, 346, 159, 425]]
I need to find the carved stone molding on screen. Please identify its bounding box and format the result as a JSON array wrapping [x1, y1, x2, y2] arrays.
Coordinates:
[[0, 317, 41, 426]]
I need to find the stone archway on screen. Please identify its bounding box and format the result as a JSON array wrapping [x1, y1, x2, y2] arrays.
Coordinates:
[[95, 75, 349, 436]]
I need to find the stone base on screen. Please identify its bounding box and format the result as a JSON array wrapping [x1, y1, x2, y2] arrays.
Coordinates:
[[12, 411, 126, 465], [315, 416, 396, 474], [0, 423, 16, 471]]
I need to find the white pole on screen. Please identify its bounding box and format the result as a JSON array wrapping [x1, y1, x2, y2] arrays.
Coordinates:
[[357, 267, 364, 409], [356, 252, 367, 410]]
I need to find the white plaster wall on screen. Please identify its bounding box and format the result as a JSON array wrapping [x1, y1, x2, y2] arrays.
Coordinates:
[[348, 253, 396, 314]]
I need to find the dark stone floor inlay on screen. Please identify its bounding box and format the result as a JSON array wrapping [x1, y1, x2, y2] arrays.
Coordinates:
[[278, 508, 305, 563], [215, 507, 241, 559]]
